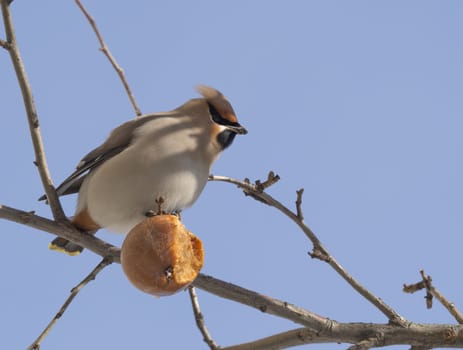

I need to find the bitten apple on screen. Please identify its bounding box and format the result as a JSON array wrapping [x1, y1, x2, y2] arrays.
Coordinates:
[[121, 214, 204, 297]]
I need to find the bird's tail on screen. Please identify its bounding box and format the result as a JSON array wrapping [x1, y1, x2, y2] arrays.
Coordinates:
[[49, 237, 84, 256], [49, 211, 100, 256]]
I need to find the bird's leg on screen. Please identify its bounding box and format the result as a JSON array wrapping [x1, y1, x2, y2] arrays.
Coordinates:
[[145, 196, 166, 217], [155, 197, 166, 215]]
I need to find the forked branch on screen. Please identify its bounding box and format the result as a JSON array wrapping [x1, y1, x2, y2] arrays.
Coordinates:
[[210, 173, 408, 327], [404, 270, 463, 324]]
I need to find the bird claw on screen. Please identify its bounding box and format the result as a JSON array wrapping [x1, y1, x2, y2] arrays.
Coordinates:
[[145, 197, 167, 217]]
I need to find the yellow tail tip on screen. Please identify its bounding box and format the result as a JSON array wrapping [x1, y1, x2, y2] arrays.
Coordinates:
[[48, 242, 81, 256]]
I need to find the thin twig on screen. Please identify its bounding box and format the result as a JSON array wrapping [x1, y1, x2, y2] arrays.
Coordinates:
[[254, 171, 281, 192], [420, 270, 434, 309], [295, 188, 304, 220], [75, 0, 142, 117], [27, 257, 113, 350], [1, 0, 68, 223], [403, 280, 426, 294], [429, 284, 463, 324], [209, 174, 408, 327], [404, 270, 463, 324], [188, 286, 220, 350], [0, 37, 10, 49]]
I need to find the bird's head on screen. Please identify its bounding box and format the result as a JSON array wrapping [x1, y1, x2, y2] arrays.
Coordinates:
[[196, 85, 247, 150]]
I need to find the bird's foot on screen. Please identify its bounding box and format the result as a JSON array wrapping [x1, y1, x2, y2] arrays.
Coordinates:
[[145, 197, 167, 217]]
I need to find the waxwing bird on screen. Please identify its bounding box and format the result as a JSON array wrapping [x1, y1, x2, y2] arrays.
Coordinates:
[[41, 86, 247, 255]]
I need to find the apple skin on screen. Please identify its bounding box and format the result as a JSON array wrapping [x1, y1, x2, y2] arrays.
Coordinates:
[[121, 214, 204, 297]]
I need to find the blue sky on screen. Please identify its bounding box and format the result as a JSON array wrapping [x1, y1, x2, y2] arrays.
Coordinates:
[[1, 1, 463, 349]]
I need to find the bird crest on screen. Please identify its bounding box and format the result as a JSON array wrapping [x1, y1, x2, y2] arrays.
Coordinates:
[[196, 85, 238, 124]]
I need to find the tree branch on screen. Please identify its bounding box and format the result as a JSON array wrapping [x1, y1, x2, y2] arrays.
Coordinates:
[[404, 270, 463, 324], [193, 273, 330, 330], [0, 37, 10, 49], [0, 203, 328, 330], [222, 323, 463, 350], [295, 188, 304, 221], [209, 174, 408, 327], [75, 0, 142, 117], [2, 179, 463, 348], [188, 286, 220, 350], [0, 0, 67, 223], [0, 204, 119, 260], [27, 257, 113, 350]]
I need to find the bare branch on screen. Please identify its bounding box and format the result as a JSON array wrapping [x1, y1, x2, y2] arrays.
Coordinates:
[[222, 328, 321, 350], [239, 171, 280, 205], [1, 0, 67, 223], [188, 286, 220, 350], [403, 280, 427, 294], [222, 324, 463, 350], [3, 205, 463, 347], [27, 257, 113, 350], [75, 0, 142, 117], [420, 270, 434, 309], [404, 270, 463, 324], [193, 273, 330, 330], [209, 174, 408, 327], [0, 203, 329, 329], [0, 204, 120, 260], [429, 284, 463, 324], [255, 171, 281, 192], [295, 188, 304, 220], [0, 37, 10, 49]]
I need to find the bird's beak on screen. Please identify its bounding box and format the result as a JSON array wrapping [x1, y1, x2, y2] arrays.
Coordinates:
[[228, 124, 248, 135]]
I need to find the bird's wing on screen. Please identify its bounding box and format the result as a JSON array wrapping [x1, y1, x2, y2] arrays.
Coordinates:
[[53, 145, 128, 197], [39, 114, 162, 201]]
